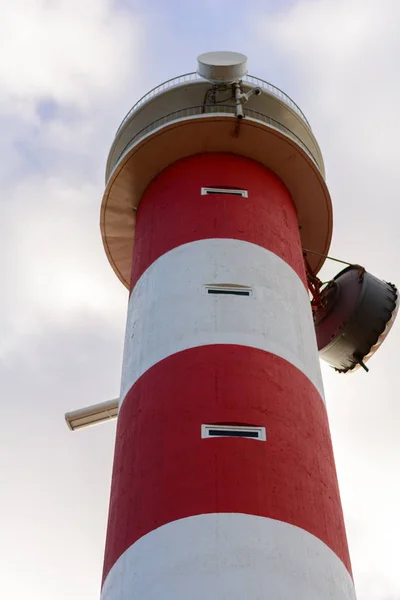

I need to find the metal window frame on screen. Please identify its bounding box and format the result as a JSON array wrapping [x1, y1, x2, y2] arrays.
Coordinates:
[[201, 424, 266, 441], [204, 284, 252, 296], [201, 187, 248, 198]]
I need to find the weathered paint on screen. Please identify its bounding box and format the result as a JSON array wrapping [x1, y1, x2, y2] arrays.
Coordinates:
[[102, 153, 354, 599], [103, 345, 351, 582], [120, 239, 324, 405], [102, 514, 356, 600]]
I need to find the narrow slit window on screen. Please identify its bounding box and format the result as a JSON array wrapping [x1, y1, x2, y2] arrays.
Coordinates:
[[201, 187, 248, 198], [205, 284, 252, 297], [202, 424, 266, 441]]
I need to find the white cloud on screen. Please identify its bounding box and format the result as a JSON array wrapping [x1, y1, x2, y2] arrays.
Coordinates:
[[0, 3, 142, 597], [0, 175, 125, 326], [0, 0, 143, 117], [254, 0, 400, 167], [0, 0, 140, 386], [0, 0, 143, 356]]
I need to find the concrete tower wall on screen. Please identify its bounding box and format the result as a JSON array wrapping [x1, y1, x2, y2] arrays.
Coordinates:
[[100, 154, 355, 600]]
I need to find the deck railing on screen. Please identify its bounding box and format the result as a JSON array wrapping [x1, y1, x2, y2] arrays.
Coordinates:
[[114, 72, 311, 137]]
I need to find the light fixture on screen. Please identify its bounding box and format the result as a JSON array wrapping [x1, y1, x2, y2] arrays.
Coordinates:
[[65, 399, 119, 431]]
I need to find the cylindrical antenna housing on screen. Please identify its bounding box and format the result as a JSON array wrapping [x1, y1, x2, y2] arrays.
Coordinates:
[[197, 51, 248, 83]]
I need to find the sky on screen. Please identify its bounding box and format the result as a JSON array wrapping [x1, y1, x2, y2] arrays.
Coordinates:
[[1, 0, 400, 598]]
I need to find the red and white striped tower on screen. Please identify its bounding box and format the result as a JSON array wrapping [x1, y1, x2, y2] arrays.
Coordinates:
[[100, 53, 356, 599]]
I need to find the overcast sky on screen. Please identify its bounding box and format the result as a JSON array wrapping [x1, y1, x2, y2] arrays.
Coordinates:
[[2, 1, 400, 599]]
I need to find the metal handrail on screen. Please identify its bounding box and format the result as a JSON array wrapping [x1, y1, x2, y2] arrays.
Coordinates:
[[108, 104, 320, 179], [115, 72, 311, 137]]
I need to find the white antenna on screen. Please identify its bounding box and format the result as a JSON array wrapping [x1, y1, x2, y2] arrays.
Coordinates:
[[197, 51, 248, 83]]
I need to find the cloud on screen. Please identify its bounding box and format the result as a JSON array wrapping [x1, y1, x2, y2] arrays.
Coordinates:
[[254, 0, 400, 175], [0, 175, 127, 355], [0, 0, 145, 356], [0, 0, 143, 117], [0, 3, 145, 598]]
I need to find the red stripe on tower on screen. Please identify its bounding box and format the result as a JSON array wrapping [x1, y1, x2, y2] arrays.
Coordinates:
[[130, 154, 307, 289], [99, 52, 355, 600], [104, 346, 351, 578]]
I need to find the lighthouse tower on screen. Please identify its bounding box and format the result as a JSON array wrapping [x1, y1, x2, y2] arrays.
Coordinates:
[[99, 52, 356, 600]]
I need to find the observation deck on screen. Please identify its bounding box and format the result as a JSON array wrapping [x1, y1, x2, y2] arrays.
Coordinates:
[[101, 66, 332, 288]]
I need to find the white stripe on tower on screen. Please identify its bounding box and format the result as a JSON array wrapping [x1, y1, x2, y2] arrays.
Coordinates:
[[102, 514, 356, 600], [119, 238, 324, 405], [101, 153, 354, 600]]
